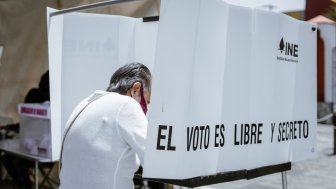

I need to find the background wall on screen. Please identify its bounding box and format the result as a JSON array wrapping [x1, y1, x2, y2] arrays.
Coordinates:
[[305, 0, 331, 20], [0, 0, 159, 124]]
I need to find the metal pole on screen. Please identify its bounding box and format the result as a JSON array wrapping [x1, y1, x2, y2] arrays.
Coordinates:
[[50, 0, 142, 17], [333, 113, 336, 155], [333, 46, 336, 155], [35, 161, 39, 189], [334, 127, 336, 155], [281, 171, 288, 189]]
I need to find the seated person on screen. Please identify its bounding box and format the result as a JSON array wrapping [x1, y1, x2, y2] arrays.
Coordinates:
[[1, 70, 49, 188]]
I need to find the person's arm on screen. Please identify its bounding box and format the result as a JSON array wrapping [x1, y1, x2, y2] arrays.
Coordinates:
[[117, 99, 148, 165]]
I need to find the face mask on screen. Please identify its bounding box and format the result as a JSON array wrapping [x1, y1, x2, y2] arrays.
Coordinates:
[[140, 86, 148, 114]]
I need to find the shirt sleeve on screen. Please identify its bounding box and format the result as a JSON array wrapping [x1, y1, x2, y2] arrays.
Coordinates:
[[116, 99, 148, 165]]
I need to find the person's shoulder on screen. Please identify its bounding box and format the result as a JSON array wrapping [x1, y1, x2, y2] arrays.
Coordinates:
[[101, 91, 133, 102], [117, 95, 144, 116], [25, 88, 39, 97], [93, 91, 137, 107], [103, 92, 141, 112], [24, 88, 49, 103]]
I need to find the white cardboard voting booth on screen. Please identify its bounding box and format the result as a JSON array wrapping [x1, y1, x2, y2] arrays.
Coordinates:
[[47, 8, 158, 160], [47, 0, 316, 187], [18, 103, 52, 158], [143, 0, 317, 183]]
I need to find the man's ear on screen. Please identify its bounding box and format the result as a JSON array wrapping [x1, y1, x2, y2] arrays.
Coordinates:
[[130, 82, 141, 97]]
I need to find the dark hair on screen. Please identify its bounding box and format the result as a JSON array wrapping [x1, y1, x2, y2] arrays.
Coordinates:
[[106, 62, 151, 94]]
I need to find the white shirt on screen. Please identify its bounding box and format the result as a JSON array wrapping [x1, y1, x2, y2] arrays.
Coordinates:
[[59, 90, 147, 189]]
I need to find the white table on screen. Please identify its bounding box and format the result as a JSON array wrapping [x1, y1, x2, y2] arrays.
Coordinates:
[[0, 139, 57, 189]]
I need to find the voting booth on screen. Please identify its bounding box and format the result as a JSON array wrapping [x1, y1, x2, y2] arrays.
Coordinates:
[[142, 0, 317, 186], [18, 103, 53, 158], [47, 8, 158, 160], [47, 0, 317, 187]]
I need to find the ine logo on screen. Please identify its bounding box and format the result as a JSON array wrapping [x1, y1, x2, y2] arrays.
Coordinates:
[[278, 37, 298, 58]]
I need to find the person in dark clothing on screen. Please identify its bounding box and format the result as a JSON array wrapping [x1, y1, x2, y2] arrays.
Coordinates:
[[24, 70, 50, 104], [0, 71, 50, 133], [1, 70, 50, 189]]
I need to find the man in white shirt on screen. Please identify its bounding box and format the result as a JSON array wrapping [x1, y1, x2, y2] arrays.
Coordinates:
[[59, 62, 151, 189]]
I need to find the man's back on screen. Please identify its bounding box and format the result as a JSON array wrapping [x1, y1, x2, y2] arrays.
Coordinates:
[[59, 91, 147, 189]]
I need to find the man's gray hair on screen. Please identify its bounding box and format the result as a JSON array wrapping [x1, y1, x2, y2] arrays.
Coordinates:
[[106, 62, 152, 94]]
